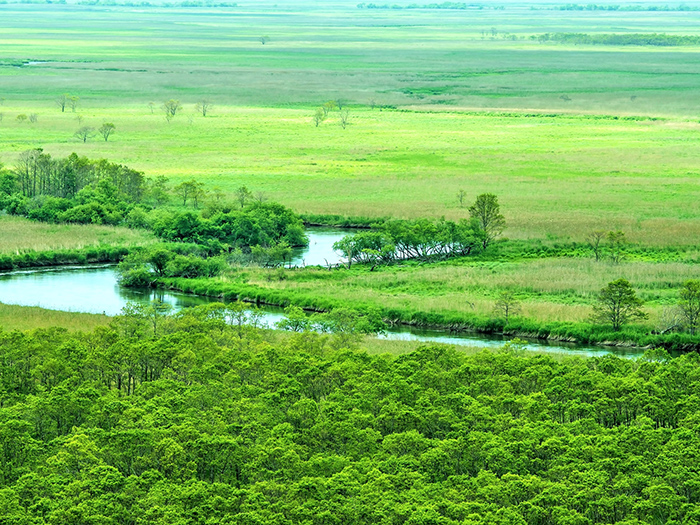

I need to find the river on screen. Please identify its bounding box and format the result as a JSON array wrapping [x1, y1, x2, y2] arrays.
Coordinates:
[[0, 229, 645, 358]]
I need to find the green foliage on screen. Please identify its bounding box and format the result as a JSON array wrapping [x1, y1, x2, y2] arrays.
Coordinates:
[[679, 280, 700, 335], [333, 217, 481, 266], [593, 278, 648, 331], [3, 320, 700, 523]]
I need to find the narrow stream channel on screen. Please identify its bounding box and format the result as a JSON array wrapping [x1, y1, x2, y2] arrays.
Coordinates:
[[0, 230, 645, 358]]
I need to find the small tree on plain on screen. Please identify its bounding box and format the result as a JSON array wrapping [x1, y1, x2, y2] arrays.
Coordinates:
[[163, 99, 182, 122], [469, 193, 506, 249], [195, 99, 212, 117], [76, 115, 84, 125], [67, 96, 79, 113], [339, 109, 350, 129], [592, 278, 647, 331], [74, 126, 96, 143], [99, 122, 116, 141], [16, 114, 27, 123], [679, 280, 700, 335], [313, 108, 325, 127], [259, 35, 270, 45], [148, 102, 155, 114], [55, 93, 69, 112], [322, 100, 337, 117], [457, 189, 467, 207], [28, 113, 38, 123], [494, 290, 520, 324]]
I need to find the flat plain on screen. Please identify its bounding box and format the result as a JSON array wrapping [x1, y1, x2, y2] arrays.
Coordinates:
[[1, 0, 700, 328]]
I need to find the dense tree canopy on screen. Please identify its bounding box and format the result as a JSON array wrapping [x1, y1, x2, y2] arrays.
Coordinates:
[[1, 311, 700, 524]]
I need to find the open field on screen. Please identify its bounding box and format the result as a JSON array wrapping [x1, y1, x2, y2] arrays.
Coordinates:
[[0, 215, 154, 254], [0, 302, 110, 331], [3, 2, 700, 114], [227, 252, 699, 325], [2, 2, 700, 246], [2, 107, 700, 245]]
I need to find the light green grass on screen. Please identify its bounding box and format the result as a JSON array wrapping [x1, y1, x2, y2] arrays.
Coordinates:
[[0, 303, 110, 331], [0, 215, 155, 254], [2, 106, 700, 245]]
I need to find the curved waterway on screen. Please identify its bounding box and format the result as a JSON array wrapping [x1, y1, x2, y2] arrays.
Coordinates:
[[0, 230, 646, 359]]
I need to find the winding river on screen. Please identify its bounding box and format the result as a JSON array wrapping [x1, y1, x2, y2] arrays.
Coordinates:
[[0, 229, 646, 358]]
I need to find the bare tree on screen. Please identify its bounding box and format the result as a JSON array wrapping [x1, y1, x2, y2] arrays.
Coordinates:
[[259, 35, 270, 44], [76, 115, 84, 125], [162, 99, 182, 122], [148, 102, 155, 114], [29, 113, 38, 123], [339, 109, 350, 129], [587, 230, 606, 262], [457, 189, 467, 207], [494, 290, 520, 324], [55, 93, 69, 112], [74, 126, 96, 143], [254, 190, 268, 204], [195, 99, 212, 117], [98, 122, 116, 141]]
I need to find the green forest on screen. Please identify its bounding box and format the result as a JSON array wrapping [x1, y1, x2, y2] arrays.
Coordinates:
[[2, 311, 699, 525]]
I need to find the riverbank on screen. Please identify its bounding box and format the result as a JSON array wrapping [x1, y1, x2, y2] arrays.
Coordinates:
[[160, 275, 700, 353]]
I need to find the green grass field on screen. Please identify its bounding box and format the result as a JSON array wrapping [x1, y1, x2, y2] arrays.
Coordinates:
[[0, 215, 154, 254], [0, 302, 110, 331], [2, 1, 700, 334]]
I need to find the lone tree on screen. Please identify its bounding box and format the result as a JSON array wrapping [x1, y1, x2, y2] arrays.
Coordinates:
[[98, 122, 116, 141], [469, 193, 506, 249], [55, 93, 69, 112], [313, 108, 325, 127], [67, 95, 79, 113], [494, 290, 520, 324], [339, 108, 350, 129], [457, 189, 467, 207], [592, 278, 647, 331], [16, 114, 27, 123], [679, 280, 700, 335], [162, 99, 182, 122], [259, 35, 270, 45], [195, 99, 212, 117], [74, 126, 96, 143]]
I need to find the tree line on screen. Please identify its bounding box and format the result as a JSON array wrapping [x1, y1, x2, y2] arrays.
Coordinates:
[[333, 193, 505, 267], [533, 32, 700, 46]]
